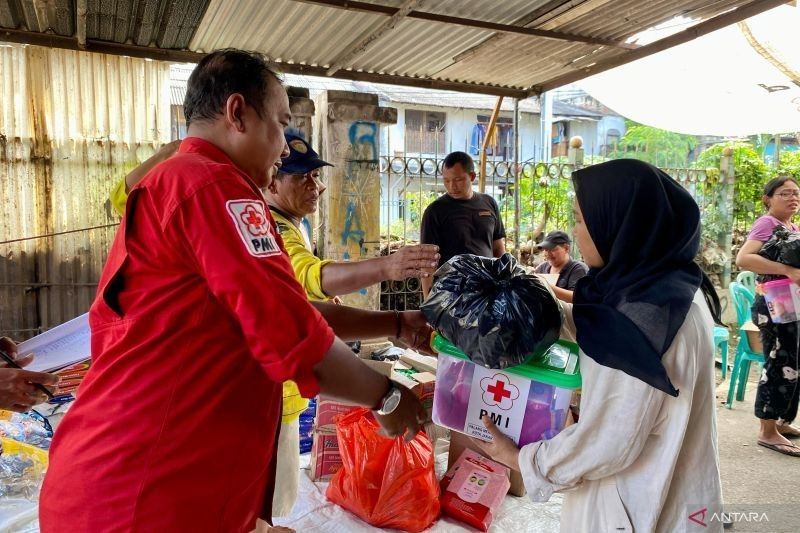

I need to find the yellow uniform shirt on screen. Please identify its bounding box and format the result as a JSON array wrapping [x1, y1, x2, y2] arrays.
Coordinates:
[[270, 208, 335, 423], [110, 178, 128, 216]]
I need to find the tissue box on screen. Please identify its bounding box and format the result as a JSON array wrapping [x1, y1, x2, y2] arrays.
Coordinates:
[[441, 448, 510, 531]]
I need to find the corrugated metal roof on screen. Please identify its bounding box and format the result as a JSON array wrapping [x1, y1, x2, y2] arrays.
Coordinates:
[[0, 0, 210, 48], [0, 0, 782, 95], [189, 0, 765, 93], [169, 67, 606, 119]]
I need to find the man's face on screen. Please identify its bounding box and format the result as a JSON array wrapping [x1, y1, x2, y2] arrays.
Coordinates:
[[543, 244, 570, 267], [236, 76, 292, 188], [272, 169, 325, 218], [442, 163, 476, 200]]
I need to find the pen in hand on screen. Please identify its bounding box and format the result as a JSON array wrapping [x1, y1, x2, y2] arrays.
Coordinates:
[[0, 348, 56, 400]]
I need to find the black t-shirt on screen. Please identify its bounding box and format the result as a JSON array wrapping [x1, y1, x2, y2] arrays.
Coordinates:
[[534, 259, 588, 290], [421, 192, 506, 266]]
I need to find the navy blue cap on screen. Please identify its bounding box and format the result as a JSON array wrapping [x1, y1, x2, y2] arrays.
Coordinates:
[[537, 230, 571, 250], [280, 133, 333, 174]]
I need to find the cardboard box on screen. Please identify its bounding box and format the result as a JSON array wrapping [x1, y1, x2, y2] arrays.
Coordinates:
[[424, 421, 449, 445], [359, 338, 394, 357], [391, 370, 436, 415], [309, 429, 343, 482], [741, 320, 763, 353], [411, 372, 436, 411], [400, 349, 438, 374], [360, 357, 395, 377], [448, 431, 526, 497], [315, 398, 361, 429]]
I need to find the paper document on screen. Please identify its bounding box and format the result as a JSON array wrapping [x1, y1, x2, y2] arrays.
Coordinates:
[[17, 313, 91, 372], [535, 273, 559, 286]]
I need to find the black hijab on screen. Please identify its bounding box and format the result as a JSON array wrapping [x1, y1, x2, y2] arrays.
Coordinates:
[[571, 159, 720, 397]]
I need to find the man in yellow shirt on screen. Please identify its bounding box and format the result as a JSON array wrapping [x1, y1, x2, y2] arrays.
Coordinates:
[[265, 134, 438, 516]]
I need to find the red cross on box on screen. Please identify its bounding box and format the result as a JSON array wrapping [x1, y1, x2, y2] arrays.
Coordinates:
[[486, 380, 512, 403]]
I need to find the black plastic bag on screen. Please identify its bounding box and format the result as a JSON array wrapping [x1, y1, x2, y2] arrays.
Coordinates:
[[759, 225, 800, 267], [421, 253, 561, 369]]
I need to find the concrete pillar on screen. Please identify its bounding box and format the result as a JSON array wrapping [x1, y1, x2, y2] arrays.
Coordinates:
[[287, 87, 314, 141], [285, 86, 318, 249], [567, 136, 584, 168], [315, 90, 398, 309]]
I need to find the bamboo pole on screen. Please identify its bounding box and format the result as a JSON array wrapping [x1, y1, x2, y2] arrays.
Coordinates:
[[479, 96, 503, 193]]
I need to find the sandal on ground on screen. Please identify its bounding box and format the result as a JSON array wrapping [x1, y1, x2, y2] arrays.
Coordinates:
[[777, 424, 800, 439], [757, 440, 800, 457]]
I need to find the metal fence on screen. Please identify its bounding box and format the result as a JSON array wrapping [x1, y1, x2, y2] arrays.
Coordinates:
[[377, 151, 729, 311]]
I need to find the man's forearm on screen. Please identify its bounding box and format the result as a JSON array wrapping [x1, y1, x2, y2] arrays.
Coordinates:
[[311, 301, 396, 340], [319, 258, 386, 297], [551, 285, 574, 303], [493, 238, 506, 258], [314, 337, 390, 406]]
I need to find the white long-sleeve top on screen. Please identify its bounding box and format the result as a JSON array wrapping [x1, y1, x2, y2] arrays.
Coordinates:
[[519, 290, 723, 532]]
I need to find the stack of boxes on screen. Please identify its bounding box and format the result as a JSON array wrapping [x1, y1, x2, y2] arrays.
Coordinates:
[[309, 342, 443, 481]]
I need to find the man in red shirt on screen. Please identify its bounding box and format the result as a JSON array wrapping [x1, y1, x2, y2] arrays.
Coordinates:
[[40, 50, 429, 532]]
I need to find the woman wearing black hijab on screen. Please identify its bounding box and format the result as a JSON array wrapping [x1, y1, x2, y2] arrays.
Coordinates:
[[474, 160, 724, 532]]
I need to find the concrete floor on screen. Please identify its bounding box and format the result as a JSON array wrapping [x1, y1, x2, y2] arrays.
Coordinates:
[[715, 365, 800, 532]]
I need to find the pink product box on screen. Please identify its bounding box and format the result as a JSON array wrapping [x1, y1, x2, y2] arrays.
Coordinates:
[[440, 448, 510, 532], [762, 278, 800, 323]]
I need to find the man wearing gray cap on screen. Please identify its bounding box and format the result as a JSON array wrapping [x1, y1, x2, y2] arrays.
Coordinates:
[[534, 230, 588, 303]]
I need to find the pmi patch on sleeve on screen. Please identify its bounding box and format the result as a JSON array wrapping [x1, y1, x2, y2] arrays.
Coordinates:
[[226, 200, 281, 257]]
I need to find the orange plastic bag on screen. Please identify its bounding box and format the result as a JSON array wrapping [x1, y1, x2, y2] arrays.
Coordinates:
[[326, 408, 440, 532]]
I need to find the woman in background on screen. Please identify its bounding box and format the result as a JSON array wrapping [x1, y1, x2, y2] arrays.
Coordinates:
[[736, 175, 800, 457]]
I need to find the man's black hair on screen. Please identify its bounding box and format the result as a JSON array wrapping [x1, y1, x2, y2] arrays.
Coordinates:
[[183, 49, 282, 126], [442, 151, 475, 174]]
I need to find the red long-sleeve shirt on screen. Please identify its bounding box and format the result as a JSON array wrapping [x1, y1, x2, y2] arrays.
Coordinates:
[[40, 138, 334, 532]]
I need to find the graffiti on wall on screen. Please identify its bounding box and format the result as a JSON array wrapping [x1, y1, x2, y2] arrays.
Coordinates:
[[340, 121, 377, 259]]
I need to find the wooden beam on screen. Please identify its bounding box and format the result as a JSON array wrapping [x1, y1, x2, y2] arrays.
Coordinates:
[[291, 0, 637, 49], [479, 96, 503, 193], [32, 0, 50, 32], [325, 0, 421, 76], [285, 62, 528, 98], [75, 0, 87, 48], [0, 27, 529, 98], [530, 0, 791, 95], [536, 0, 615, 30]]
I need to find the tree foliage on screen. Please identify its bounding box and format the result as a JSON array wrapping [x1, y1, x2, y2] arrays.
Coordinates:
[[609, 120, 698, 167]]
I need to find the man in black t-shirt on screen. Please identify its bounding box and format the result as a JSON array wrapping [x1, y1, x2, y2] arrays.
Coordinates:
[[420, 151, 506, 297], [534, 230, 588, 303]]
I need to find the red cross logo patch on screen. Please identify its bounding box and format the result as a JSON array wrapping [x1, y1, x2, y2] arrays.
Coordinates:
[[239, 204, 270, 236], [479, 374, 520, 411], [226, 200, 281, 257]]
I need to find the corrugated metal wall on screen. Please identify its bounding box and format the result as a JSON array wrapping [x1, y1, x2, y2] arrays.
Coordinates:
[[0, 43, 170, 340]]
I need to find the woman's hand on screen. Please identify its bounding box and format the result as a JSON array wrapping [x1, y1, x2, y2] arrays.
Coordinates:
[[470, 415, 522, 471], [785, 266, 800, 286]]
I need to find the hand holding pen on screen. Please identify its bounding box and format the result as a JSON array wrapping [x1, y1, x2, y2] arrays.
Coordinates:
[[0, 336, 59, 412]]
